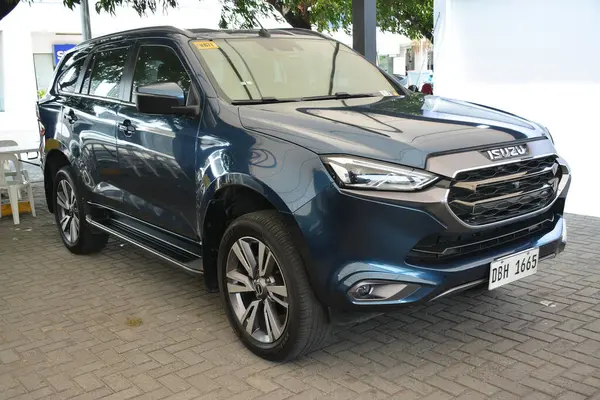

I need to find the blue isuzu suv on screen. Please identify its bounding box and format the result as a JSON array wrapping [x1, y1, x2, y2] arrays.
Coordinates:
[[37, 26, 570, 360]]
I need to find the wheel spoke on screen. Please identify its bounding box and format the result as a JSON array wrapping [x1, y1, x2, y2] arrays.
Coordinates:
[[69, 186, 76, 208], [257, 241, 266, 277], [226, 270, 254, 293], [59, 180, 69, 207], [241, 300, 260, 335], [56, 191, 68, 210], [231, 240, 256, 278], [267, 285, 287, 297], [264, 299, 283, 340], [60, 215, 71, 232], [70, 216, 79, 242], [258, 244, 275, 277], [269, 293, 288, 309]]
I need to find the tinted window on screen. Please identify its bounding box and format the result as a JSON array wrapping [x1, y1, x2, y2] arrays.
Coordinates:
[[131, 46, 191, 101], [85, 47, 129, 99], [55, 51, 87, 93], [190, 38, 398, 101]]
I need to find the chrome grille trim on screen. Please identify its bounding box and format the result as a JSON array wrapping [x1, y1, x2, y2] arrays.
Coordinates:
[[444, 154, 568, 228], [452, 163, 558, 192]]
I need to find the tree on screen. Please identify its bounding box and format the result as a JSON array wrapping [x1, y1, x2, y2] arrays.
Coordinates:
[[219, 0, 433, 41], [1, 0, 433, 41], [0, 0, 18, 22]]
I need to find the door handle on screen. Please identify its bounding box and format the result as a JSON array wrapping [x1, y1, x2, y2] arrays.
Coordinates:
[[118, 120, 136, 137], [64, 109, 77, 124]]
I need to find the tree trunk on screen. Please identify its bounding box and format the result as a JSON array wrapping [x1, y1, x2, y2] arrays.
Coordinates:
[[0, 0, 18, 22], [265, 0, 311, 30], [283, 8, 311, 29]]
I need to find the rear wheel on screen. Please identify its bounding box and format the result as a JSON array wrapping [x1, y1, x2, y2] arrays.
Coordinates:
[[53, 166, 108, 254], [218, 210, 330, 361]]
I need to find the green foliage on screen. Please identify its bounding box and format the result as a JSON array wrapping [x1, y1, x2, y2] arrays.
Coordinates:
[[2, 0, 433, 41], [37, 89, 46, 99], [219, 0, 433, 41]]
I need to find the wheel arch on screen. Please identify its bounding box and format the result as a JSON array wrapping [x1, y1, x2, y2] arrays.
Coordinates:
[[43, 149, 71, 213], [200, 177, 311, 292]]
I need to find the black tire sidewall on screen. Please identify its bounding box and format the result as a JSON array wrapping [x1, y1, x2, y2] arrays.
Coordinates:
[[53, 166, 85, 251], [217, 214, 306, 359]]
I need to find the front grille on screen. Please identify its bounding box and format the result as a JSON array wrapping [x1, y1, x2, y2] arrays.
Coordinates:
[[407, 212, 556, 264], [447, 155, 561, 226]]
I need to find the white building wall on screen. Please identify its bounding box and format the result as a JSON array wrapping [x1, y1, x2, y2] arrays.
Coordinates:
[[0, 31, 4, 112], [0, 24, 38, 144], [434, 0, 600, 217]]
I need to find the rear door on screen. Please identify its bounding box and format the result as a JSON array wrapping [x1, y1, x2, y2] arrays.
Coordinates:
[[115, 38, 201, 238], [73, 43, 133, 209]]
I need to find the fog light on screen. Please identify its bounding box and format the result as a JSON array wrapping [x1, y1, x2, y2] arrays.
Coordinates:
[[348, 280, 421, 303], [355, 284, 373, 298]]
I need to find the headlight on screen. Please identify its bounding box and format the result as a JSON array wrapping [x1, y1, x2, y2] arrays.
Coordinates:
[[322, 156, 438, 191]]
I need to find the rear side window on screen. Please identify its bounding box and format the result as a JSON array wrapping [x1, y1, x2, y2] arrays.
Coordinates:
[[55, 51, 87, 93], [83, 47, 129, 99], [131, 46, 191, 102]]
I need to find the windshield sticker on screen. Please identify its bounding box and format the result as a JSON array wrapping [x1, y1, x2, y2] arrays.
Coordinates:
[[193, 41, 219, 50]]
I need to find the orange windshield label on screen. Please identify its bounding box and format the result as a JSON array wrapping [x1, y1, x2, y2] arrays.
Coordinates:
[[193, 41, 219, 50]]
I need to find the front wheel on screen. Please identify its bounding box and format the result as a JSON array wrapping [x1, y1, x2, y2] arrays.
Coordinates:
[[218, 210, 330, 361]]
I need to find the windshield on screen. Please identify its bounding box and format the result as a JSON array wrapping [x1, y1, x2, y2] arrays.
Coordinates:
[[190, 37, 400, 102]]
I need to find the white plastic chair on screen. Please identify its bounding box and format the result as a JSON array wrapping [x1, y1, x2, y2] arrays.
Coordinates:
[[0, 154, 36, 225], [0, 140, 30, 184]]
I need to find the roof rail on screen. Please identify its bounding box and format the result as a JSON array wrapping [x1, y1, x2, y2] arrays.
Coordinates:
[[187, 28, 221, 34], [276, 28, 332, 39], [79, 25, 193, 47]]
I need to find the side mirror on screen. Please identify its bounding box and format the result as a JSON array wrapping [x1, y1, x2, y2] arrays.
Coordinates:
[[135, 82, 197, 115]]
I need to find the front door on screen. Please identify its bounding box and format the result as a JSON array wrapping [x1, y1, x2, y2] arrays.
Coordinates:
[[116, 40, 200, 238]]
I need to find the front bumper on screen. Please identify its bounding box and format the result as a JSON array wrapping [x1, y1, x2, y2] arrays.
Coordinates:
[[293, 150, 570, 312]]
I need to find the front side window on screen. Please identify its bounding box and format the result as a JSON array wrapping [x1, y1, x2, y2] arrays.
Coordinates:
[[131, 46, 192, 102], [190, 38, 399, 101], [55, 51, 87, 93], [84, 47, 129, 99]]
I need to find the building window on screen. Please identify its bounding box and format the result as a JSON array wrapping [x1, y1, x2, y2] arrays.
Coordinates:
[[33, 53, 54, 93], [0, 32, 4, 112]]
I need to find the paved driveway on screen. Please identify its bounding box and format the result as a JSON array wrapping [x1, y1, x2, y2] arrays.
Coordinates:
[[2, 185, 600, 400]]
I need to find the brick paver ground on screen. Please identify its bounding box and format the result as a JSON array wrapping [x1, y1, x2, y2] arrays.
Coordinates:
[[2, 184, 600, 400]]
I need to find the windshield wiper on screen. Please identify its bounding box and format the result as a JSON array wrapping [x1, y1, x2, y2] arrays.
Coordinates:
[[231, 97, 297, 105], [300, 92, 378, 101]]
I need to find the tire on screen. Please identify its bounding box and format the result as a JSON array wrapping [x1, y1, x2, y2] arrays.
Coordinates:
[[53, 166, 108, 254], [218, 210, 330, 361]]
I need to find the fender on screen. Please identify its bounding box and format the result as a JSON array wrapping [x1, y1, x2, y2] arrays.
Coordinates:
[[197, 172, 292, 239]]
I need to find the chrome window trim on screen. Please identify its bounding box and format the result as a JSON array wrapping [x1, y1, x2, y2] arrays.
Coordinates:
[[59, 91, 133, 106]]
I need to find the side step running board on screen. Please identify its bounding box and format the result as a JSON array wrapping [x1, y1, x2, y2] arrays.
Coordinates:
[[86, 216, 203, 274]]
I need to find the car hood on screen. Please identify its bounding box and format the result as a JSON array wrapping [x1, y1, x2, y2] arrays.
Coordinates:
[[239, 95, 548, 169]]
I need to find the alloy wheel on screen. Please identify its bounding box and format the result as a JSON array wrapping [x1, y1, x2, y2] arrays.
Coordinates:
[[56, 179, 79, 244], [225, 236, 289, 343]]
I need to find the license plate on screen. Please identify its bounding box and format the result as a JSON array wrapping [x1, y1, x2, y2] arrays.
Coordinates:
[[488, 248, 539, 290]]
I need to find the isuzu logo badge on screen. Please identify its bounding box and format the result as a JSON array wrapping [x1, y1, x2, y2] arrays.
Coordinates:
[[482, 144, 529, 161]]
